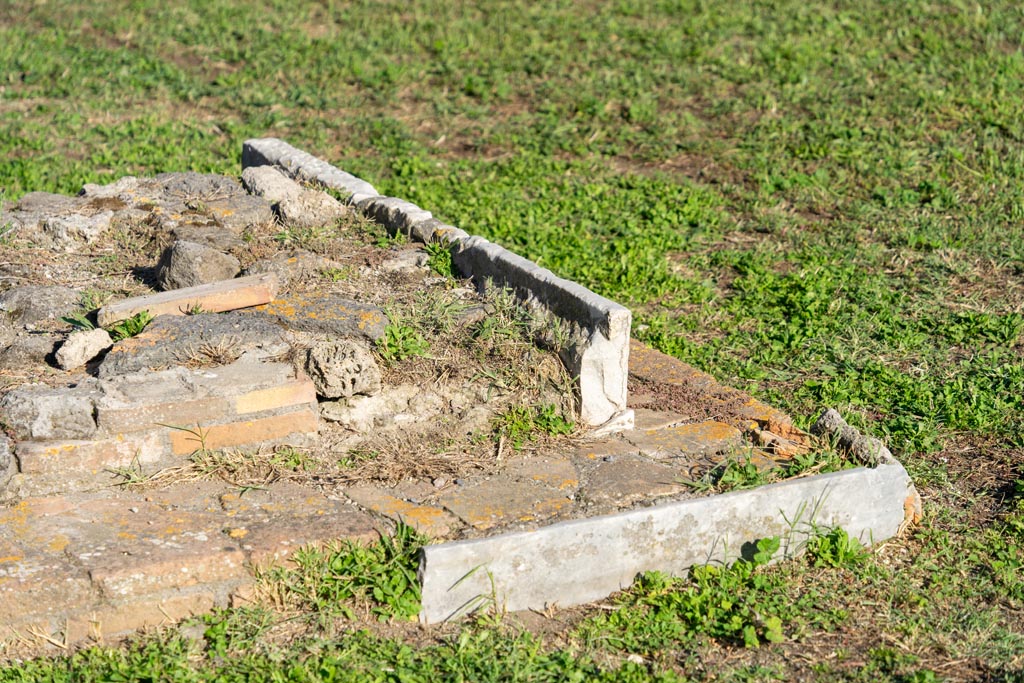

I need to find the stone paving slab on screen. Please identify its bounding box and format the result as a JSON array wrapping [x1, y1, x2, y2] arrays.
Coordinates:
[[0, 481, 379, 644]]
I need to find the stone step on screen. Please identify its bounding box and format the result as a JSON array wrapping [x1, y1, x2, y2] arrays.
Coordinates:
[[0, 482, 378, 647]]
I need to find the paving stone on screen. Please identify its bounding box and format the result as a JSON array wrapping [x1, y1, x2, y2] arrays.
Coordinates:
[[239, 500, 379, 566], [304, 339, 381, 399], [0, 382, 100, 440], [97, 311, 289, 378], [64, 591, 217, 644], [438, 477, 573, 531], [250, 292, 388, 341], [419, 460, 918, 623], [0, 546, 97, 626], [501, 455, 578, 491], [97, 272, 279, 327], [632, 408, 689, 431], [167, 407, 319, 455], [156, 240, 241, 291], [0, 285, 80, 326], [622, 421, 745, 459], [343, 485, 461, 538], [582, 455, 682, 507], [56, 328, 113, 370]]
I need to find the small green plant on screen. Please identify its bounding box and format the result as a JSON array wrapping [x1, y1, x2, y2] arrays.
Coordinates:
[[181, 302, 207, 315], [374, 230, 407, 248], [321, 266, 354, 282], [424, 240, 453, 278], [494, 403, 574, 449], [682, 452, 774, 493], [106, 310, 153, 341], [62, 290, 109, 331], [376, 322, 429, 362], [805, 527, 867, 569], [264, 522, 425, 621]]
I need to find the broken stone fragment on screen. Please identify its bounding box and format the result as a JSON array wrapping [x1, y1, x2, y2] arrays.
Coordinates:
[[244, 249, 340, 289], [154, 172, 274, 234], [0, 285, 80, 326], [156, 240, 241, 291], [55, 328, 113, 370], [0, 381, 100, 440], [42, 211, 113, 251], [810, 408, 894, 466], [250, 293, 388, 341], [320, 384, 420, 432], [0, 333, 59, 370], [304, 339, 382, 399], [241, 165, 303, 204]]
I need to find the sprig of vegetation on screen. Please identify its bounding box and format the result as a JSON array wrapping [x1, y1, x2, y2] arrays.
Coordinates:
[[106, 310, 153, 341]]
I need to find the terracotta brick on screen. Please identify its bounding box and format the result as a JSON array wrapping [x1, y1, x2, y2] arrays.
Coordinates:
[[97, 273, 279, 327], [168, 407, 319, 455], [234, 379, 317, 415], [65, 591, 217, 644], [0, 549, 98, 623], [16, 431, 167, 475]]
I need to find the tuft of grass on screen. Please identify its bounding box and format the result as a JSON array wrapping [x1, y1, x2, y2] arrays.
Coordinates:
[[424, 240, 454, 278], [106, 310, 153, 342], [493, 403, 574, 450], [376, 321, 429, 363]]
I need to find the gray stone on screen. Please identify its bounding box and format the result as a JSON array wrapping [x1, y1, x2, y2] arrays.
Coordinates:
[[55, 328, 113, 370], [277, 191, 347, 230], [41, 211, 113, 250], [240, 166, 303, 204], [358, 197, 433, 236], [15, 191, 83, 215], [0, 285, 80, 326], [250, 293, 388, 341], [304, 339, 381, 399], [80, 176, 140, 200], [811, 408, 894, 466], [419, 460, 918, 623], [0, 382, 100, 440], [96, 311, 289, 378], [168, 226, 247, 253], [242, 138, 378, 200], [156, 241, 241, 291], [320, 384, 419, 432], [0, 435, 14, 490], [0, 333, 59, 369], [243, 250, 339, 289], [154, 172, 274, 233], [380, 249, 429, 273]]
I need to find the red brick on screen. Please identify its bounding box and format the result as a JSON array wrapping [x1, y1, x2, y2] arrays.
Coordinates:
[[168, 407, 319, 455], [97, 273, 279, 326]]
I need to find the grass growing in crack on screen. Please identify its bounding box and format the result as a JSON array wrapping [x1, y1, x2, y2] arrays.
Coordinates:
[[262, 522, 425, 622], [376, 320, 429, 363], [106, 310, 153, 341], [493, 403, 574, 450]]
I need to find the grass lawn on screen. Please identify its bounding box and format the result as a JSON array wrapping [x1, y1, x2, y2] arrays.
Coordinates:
[[2, 0, 1023, 680]]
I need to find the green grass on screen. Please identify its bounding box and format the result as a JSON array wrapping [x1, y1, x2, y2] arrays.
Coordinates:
[[2, 0, 1024, 679]]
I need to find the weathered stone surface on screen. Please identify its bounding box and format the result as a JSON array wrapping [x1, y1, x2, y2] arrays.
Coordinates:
[[168, 225, 247, 253], [623, 421, 745, 459], [343, 485, 460, 539], [97, 311, 288, 378], [98, 272, 279, 327], [80, 176, 140, 199], [420, 460, 918, 623], [583, 455, 682, 507], [438, 477, 573, 531], [251, 293, 387, 340], [0, 435, 14, 490], [501, 455, 578, 491], [155, 172, 273, 233], [633, 408, 688, 431], [0, 285, 79, 326], [42, 211, 113, 250], [242, 138, 379, 202], [278, 191, 347, 229], [241, 165, 303, 203], [0, 333, 59, 369], [156, 240, 241, 291], [811, 408, 893, 466], [305, 339, 381, 399], [319, 384, 418, 431], [0, 382, 99, 440], [55, 328, 112, 370], [358, 196, 433, 235], [244, 250, 339, 289], [64, 592, 217, 645], [380, 249, 429, 273]]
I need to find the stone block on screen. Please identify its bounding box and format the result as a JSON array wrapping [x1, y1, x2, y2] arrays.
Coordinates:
[[242, 138, 378, 199], [0, 382, 99, 440], [156, 240, 241, 291], [583, 455, 682, 507], [419, 460, 918, 623], [438, 477, 573, 531], [0, 285, 80, 326], [97, 272, 279, 327], [55, 328, 113, 370], [16, 431, 167, 476], [241, 165, 303, 203], [622, 421, 745, 459], [251, 293, 388, 340], [167, 407, 319, 455]]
